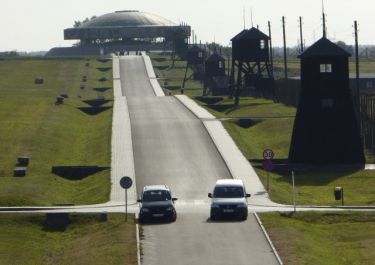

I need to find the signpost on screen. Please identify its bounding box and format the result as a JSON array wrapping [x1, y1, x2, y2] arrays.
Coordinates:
[[120, 176, 133, 222], [263, 149, 274, 191], [292, 171, 296, 212]]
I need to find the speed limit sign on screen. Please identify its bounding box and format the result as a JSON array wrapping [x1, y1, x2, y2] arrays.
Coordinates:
[[263, 149, 274, 160]]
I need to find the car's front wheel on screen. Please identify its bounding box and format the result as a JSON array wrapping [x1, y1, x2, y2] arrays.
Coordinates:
[[170, 212, 177, 222]]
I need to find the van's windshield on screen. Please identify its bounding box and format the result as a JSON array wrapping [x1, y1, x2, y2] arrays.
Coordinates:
[[213, 186, 244, 198]]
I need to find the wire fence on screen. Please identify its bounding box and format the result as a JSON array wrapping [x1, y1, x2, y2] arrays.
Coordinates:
[[360, 94, 375, 151]]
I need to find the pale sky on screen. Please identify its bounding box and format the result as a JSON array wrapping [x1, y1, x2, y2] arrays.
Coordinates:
[[1, 0, 375, 52]]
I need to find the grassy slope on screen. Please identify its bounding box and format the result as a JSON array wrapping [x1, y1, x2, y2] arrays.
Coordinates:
[[149, 53, 204, 97], [0, 214, 137, 265], [0, 58, 113, 206], [260, 212, 375, 265]]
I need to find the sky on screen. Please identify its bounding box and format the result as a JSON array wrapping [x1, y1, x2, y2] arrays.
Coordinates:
[[1, 0, 375, 52]]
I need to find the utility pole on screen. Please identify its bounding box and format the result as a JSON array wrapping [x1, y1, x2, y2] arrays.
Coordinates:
[[282, 16, 288, 81], [322, 0, 327, 37], [268, 21, 274, 71], [354, 20, 360, 104], [299, 16, 304, 52]]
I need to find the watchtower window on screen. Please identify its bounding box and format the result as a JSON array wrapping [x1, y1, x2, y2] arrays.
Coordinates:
[[198, 52, 203, 58], [321, 98, 334, 108], [218, 61, 224, 69], [320, 64, 332, 73], [260, 40, 266, 49]]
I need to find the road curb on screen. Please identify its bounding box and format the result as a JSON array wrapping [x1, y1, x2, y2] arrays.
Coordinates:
[[142, 55, 165, 96], [254, 213, 284, 265], [135, 213, 141, 265]]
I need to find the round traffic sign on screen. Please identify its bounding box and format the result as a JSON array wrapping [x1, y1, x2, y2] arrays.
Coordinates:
[[120, 176, 133, 189], [263, 149, 274, 160]]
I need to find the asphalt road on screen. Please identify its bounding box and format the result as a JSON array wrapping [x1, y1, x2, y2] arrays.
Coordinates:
[[120, 56, 231, 201], [120, 56, 280, 265], [141, 213, 278, 265]]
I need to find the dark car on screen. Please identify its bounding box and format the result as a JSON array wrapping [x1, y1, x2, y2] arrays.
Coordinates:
[[208, 179, 250, 220], [138, 185, 177, 222]]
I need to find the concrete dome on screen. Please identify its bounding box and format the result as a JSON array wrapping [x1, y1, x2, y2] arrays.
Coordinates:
[[80, 10, 176, 28]]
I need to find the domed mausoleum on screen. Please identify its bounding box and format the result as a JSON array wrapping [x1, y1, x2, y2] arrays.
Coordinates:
[[47, 10, 190, 56]]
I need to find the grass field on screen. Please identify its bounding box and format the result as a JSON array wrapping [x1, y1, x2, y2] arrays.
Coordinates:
[[149, 53, 204, 97], [260, 212, 375, 265], [0, 213, 137, 265], [0, 58, 113, 206], [150, 52, 375, 206]]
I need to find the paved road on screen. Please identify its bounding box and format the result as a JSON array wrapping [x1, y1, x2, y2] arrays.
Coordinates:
[[141, 213, 278, 265], [120, 56, 231, 201], [120, 56, 280, 265]]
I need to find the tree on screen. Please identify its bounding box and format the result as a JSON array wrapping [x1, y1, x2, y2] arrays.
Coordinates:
[[336, 41, 353, 54]]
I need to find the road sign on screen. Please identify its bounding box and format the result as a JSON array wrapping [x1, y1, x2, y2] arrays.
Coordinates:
[[120, 176, 133, 222], [263, 149, 274, 160], [263, 160, 273, 172], [120, 176, 133, 189]]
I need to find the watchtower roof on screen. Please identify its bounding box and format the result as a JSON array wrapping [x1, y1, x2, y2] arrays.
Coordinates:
[[299, 37, 351, 59], [231, 27, 270, 41]]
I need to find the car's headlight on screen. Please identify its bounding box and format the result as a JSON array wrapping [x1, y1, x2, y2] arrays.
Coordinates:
[[166, 206, 174, 211], [141, 208, 150, 213]]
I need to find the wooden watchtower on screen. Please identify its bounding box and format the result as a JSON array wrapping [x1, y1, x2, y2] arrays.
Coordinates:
[[289, 37, 364, 164], [182, 45, 206, 88], [204, 52, 228, 95], [230, 27, 275, 105]]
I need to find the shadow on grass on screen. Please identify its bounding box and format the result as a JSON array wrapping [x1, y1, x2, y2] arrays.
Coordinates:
[[78, 106, 112, 115], [153, 58, 167, 62], [195, 96, 224, 104], [93, 87, 112, 92], [203, 102, 274, 115], [205, 104, 234, 113], [233, 119, 262, 128], [155, 65, 169, 70], [252, 160, 364, 186], [52, 166, 110, 180], [82, 99, 112, 107], [164, 85, 181, 91]]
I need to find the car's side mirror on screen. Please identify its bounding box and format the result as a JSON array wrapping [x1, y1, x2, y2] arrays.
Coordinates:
[[172, 198, 178, 201], [208, 193, 212, 198], [137, 199, 142, 203], [246, 193, 251, 198]]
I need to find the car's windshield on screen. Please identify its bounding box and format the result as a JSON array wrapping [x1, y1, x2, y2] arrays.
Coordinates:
[[143, 190, 172, 202], [213, 186, 244, 198]]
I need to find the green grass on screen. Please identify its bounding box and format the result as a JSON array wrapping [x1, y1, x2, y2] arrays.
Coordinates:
[[260, 212, 375, 265], [0, 213, 137, 265], [0, 58, 113, 206], [149, 52, 204, 97]]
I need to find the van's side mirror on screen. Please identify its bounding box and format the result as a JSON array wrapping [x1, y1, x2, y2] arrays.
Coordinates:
[[172, 198, 178, 201], [246, 193, 251, 198], [208, 193, 212, 198], [137, 199, 142, 203]]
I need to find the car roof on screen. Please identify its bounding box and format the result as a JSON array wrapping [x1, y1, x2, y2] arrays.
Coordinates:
[[215, 179, 244, 187], [143, 185, 170, 191]]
